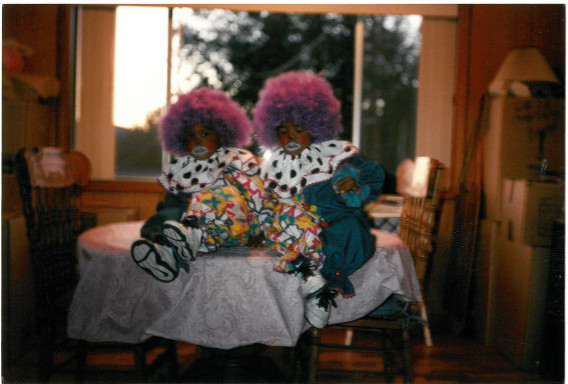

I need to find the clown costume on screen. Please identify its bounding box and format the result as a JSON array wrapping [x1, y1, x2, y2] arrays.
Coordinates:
[[253, 71, 385, 328], [131, 88, 268, 282]]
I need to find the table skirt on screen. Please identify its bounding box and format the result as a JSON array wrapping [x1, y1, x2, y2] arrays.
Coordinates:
[[67, 221, 421, 349]]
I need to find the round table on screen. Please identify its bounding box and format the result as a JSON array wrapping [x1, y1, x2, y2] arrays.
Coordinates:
[[68, 221, 421, 349]]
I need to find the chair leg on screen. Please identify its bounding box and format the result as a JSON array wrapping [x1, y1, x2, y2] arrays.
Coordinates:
[[401, 326, 414, 383], [166, 339, 179, 380], [382, 330, 395, 383], [134, 344, 149, 382], [75, 340, 88, 383], [419, 301, 433, 347], [308, 328, 321, 384], [37, 329, 55, 383]]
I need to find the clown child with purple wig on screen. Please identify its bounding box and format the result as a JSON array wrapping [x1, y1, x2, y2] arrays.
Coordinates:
[[131, 88, 267, 282], [253, 71, 385, 328]]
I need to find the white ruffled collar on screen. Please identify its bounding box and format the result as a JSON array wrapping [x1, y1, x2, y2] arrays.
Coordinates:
[[159, 147, 257, 194], [262, 140, 358, 198]]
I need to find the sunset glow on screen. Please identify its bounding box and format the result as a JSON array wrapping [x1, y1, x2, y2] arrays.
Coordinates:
[[113, 6, 169, 128]]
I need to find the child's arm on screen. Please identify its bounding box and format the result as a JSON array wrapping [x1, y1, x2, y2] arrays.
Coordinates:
[[332, 155, 385, 208], [333, 176, 360, 194]]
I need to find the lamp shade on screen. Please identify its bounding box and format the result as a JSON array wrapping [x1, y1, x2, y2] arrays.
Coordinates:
[[489, 47, 559, 96]]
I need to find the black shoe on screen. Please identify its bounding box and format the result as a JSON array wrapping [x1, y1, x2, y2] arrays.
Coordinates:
[[182, 215, 200, 228], [287, 254, 316, 281]]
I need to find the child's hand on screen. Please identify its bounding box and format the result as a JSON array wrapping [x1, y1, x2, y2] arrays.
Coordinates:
[[247, 232, 265, 248], [333, 176, 360, 194]]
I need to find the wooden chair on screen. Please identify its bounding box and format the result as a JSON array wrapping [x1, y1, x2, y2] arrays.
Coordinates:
[[301, 156, 443, 383], [14, 147, 178, 383]]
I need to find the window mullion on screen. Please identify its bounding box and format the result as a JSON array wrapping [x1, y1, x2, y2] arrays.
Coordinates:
[[163, 7, 174, 168], [352, 19, 365, 148]]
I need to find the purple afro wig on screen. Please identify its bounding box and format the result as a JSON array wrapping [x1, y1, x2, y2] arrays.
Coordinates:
[[160, 87, 253, 156], [252, 71, 342, 149]]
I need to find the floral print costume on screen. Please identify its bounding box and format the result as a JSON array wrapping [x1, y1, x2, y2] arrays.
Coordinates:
[[262, 140, 385, 297], [142, 147, 268, 258], [262, 194, 325, 273]]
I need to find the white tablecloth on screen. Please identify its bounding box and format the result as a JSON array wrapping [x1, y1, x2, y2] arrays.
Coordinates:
[[67, 221, 421, 349]]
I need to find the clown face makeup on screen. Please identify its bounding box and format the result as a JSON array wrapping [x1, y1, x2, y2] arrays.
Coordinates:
[[187, 124, 220, 160], [277, 122, 313, 155]]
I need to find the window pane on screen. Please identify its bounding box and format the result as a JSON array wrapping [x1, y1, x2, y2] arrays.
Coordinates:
[[77, 6, 422, 180], [114, 6, 168, 177], [171, 8, 357, 142], [359, 15, 421, 181]]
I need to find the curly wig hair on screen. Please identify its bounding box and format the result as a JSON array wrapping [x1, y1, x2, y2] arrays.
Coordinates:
[[252, 71, 343, 149], [160, 88, 253, 156]]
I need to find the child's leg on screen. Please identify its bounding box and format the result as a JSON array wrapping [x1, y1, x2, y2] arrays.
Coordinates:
[[140, 207, 183, 241], [262, 203, 334, 328], [319, 214, 375, 298]]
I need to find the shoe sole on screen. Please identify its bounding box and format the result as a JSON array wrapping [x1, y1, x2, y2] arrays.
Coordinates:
[[304, 306, 329, 329], [131, 239, 178, 282], [163, 224, 196, 261]]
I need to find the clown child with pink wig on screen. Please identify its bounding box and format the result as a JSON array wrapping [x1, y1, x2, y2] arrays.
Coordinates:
[[253, 71, 385, 328], [131, 88, 268, 282]]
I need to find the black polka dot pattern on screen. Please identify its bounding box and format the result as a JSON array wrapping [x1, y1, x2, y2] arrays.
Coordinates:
[[262, 140, 358, 199], [158, 147, 261, 195]]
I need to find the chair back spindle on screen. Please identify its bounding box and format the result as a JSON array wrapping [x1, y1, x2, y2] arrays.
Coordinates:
[[15, 148, 87, 320], [14, 147, 179, 382], [397, 157, 443, 291]]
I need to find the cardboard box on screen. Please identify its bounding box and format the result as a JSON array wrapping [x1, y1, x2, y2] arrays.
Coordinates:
[[492, 238, 550, 372], [476, 219, 501, 344], [483, 96, 564, 220], [501, 179, 564, 246]]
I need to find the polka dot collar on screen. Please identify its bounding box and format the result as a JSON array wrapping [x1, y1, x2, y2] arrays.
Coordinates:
[[159, 147, 258, 194], [262, 140, 358, 198]]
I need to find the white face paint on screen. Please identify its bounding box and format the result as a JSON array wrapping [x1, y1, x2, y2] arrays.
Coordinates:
[[284, 142, 303, 153], [191, 146, 209, 158]]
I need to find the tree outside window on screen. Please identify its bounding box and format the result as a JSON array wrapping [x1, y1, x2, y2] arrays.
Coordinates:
[[114, 7, 420, 179]]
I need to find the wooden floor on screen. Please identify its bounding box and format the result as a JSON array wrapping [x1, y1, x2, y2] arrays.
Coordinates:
[[2, 327, 559, 384]]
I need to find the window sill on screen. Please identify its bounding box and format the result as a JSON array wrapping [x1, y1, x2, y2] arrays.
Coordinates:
[[85, 179, 164, 193]]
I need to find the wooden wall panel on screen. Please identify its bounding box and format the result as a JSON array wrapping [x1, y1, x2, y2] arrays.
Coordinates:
[[2, 5, 59, 77], [452, 4, 565, 188], [451, 4, 565, 342], [79, 190, 165, 222]]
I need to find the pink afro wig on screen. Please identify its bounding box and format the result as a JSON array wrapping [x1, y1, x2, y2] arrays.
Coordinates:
[[252, 71, 342, 149], [160, 88, 253, 156]]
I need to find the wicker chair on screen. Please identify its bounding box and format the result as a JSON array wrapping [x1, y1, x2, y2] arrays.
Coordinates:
[[301, 156, 444, 383], [14, 147, 178, 383]]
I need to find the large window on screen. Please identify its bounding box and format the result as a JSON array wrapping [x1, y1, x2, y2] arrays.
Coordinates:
[[75, 5, 456, 182]]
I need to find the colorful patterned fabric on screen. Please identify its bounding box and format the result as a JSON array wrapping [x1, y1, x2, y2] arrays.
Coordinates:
[[263, 142, 386, 297], [185, 185, 253, 252], [262, 195, 324, 273], [142, 147, 270, 251]]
